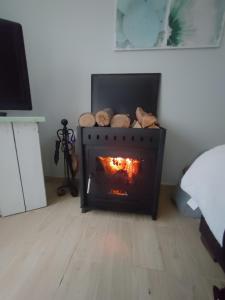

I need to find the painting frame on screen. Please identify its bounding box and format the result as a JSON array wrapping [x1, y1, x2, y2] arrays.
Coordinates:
[[114, 0, 225, 51]]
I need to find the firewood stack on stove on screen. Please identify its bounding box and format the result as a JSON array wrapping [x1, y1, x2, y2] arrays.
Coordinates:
[[78, 106, 160, 129]]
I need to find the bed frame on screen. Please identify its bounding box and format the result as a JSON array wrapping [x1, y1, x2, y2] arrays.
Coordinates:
[[199, 217, 225, 299], [199, 216, 225, 273]]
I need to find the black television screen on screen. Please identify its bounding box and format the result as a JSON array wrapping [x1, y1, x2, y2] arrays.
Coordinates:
[[0, 19, 32, 110], [91, 73, 161, 119]]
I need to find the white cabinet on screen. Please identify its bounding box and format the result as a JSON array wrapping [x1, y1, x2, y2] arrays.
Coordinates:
[[0, 117, 47, 216], [0, 123, 25, 216]]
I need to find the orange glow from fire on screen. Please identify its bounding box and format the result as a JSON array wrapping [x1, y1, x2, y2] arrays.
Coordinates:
[[110, 189, 128, 196], [98, 156, 140, 184]]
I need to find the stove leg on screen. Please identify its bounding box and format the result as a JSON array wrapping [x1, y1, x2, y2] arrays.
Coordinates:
[[81, 207, 88, 213], [152, 214, 157, 220]]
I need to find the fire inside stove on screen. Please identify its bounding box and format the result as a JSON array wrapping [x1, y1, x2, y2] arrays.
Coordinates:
[[110, 189, 128, 196], [98, 156, 141, 191]]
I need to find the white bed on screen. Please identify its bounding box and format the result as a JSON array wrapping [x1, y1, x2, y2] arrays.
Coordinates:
[[181, 144, 225, 247]]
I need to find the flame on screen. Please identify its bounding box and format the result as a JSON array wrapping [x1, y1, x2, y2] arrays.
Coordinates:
[[110, 189, 128, 196], [98, 156, 140, 184]]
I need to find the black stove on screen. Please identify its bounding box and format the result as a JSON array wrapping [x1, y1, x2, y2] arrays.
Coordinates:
[[77, 73, 166, 219]]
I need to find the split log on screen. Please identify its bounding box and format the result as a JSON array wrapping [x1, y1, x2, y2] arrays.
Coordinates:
[[96, 108, 113, 126], [79, 112, 96, 127], [148, 124, 160, 129], [131, 120, 142, 128], [110, 114, 131, 128], [136, 107, 157, 128]]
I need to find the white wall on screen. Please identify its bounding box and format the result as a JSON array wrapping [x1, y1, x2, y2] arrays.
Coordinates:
[[1, 0, 225, 184]]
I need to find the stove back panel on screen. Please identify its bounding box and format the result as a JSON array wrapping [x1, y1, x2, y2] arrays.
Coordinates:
[[91, 73, 161, 119]]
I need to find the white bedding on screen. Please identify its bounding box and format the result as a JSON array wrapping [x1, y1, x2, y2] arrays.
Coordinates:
[[181, 144, 225, 246]]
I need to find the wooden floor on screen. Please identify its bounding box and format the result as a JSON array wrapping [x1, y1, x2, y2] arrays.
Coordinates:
[[0, 181, 224, 300]]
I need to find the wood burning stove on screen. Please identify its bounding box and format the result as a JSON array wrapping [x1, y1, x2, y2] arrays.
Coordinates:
[[77, 73, 166, 219]]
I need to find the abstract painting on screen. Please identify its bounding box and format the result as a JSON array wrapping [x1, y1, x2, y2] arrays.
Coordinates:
[[115, 0, 225, 50]]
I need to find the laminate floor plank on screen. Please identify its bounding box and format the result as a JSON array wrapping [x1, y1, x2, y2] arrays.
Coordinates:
[[0, 181, 224, 300]]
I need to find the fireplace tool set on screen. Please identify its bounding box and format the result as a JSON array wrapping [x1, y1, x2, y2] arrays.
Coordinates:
[[54, 119, 78, 197]]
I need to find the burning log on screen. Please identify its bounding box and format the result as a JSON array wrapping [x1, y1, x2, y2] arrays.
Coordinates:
[[95, 108, 113, 126], [98, 156, 140, 184], [79, 112, 96, 127], [110, 114, 131, 128], [136, 107, 158, 128]]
